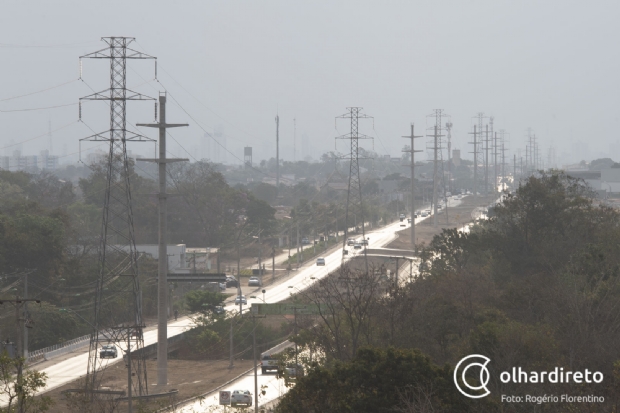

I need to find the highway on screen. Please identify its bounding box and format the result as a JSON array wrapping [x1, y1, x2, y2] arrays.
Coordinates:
[[20, 196, 464, 409], [177, 196, 466, 412]]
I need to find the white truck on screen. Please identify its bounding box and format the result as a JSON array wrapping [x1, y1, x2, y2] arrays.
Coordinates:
[[261, 353, 279, 374], [230, 389, 252, 407]]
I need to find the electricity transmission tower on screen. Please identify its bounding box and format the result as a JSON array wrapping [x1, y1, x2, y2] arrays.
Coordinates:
[[446, 122, 453, 194], [79, 37, 156, 402], [336, 107, 373, 272], [402, 124, 422, 250], [426, 110, 447, 227], [473, 113, 487, 196]]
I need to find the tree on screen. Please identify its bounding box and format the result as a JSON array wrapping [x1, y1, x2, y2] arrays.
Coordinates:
[[184, 290, 226, 315], [0, 352, 52, 413], [274, 347, 485, 413], [298, 266, 383, 362]]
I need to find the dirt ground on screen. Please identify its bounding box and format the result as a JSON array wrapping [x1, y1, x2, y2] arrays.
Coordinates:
[[40, 359, 254, 413], [388, 194, 499, 250]]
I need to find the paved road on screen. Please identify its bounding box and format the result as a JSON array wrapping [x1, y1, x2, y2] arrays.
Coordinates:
[[18, 196, 463, 407], [177, 196, 466, 412]]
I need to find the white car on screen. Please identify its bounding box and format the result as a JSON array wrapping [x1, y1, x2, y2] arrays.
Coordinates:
[[248, 276, 262, 286], [235, 295, 247, 305], [230, 389, 252, 407], [316, 257, 326, 266], [353, 243, 362, 249]]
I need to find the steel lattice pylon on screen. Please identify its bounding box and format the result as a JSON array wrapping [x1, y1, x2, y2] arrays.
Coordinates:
[[336, 107, 373, 272], [79, 37, 155, 402]]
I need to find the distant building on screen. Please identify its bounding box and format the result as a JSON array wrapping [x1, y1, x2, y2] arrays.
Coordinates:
[[185, 247, 219, 272], [132, 244, 190, 274], [0, 150, 58, 172], [452, 149, 461, 167]]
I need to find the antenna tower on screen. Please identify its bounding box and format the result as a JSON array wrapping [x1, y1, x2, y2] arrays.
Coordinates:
[[336, 107, 373, 272], [79, 37, 155, 401]]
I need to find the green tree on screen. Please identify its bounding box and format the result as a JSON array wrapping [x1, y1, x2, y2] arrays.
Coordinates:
[[0, 352, 52, 413], [275, 347, 485, 413]]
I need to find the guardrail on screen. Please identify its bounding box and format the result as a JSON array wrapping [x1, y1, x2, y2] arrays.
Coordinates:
[[27, 334, 91, 364]]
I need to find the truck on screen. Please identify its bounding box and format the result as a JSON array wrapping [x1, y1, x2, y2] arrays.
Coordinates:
[[261, 353, 279, 374]]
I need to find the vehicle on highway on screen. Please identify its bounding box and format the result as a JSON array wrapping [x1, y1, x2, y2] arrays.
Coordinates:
[[207, 282, 226, 291], [407, 218, 412, 223], [214, 305, 225, 315], [316, 257, 325, 266], [301, 237, 310, 245], [226, 276, 238, 288], [231, 389, 252, 407], [99, 344, 117, 359], [347, 238, 355, 246], [261, 354, 279, 374], [248, 276, 262, 286], [282, 364, 305, 384], [235, 295, 247, 305], [420, 211, 428, 217], [399, 213, 405, 221], [361, 238, 368, 245], [353, 243, 362, 249]]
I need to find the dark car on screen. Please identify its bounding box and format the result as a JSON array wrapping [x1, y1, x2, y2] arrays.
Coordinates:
[[226, 276, 238, 288]]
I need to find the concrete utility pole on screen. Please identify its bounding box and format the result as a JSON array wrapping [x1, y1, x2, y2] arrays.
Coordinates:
[[1, 296, 41, 413], [469, 125, 478, 198], [271, 245, 275, 284], [275, 115, 280, 195], [446, 122, 453, 193], [296, 221, 300, 269], [493, 131, 498, 194], [257, 223, 262, 277], [137, 93, 188, 387], [432, 125, 439, 227], [402, 124, 422, 248], [243, 313, 266, 413], [484, 125, 489, 196], [23, 273, 28, 359]]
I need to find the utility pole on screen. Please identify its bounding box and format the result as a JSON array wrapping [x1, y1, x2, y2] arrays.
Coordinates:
[[137, 93, 188, 387], [402, 124, 422, 251], [243, 313, 266, 413], [446, 122, 453, 193], [275, 115, 280, 195], [1, 296, 41, 413], [293, 118, 296, 162], [469, 125, 478, 198], [296, 221, 300, 269], [426, 110, 445, 227], [514, 154, 517, 186], [23, 273, 28, 359], [493, 131, 499, 194], [488, 117, 494, 194], [432, 125, 439, 227], [484, 125, 489, 196], [257, 223, 262, 277], [271, 245, 275, 284]]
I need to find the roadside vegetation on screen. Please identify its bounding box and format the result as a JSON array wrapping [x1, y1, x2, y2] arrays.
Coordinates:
[[276, 173, 620, 412]]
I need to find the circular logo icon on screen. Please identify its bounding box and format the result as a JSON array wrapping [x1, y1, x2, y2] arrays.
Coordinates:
[[454, 354, 491, 398]]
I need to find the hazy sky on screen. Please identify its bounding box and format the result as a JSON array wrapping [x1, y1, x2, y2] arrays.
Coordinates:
[[1, 0, 619, 167]]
